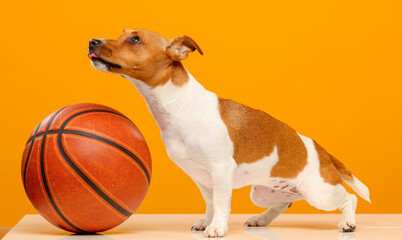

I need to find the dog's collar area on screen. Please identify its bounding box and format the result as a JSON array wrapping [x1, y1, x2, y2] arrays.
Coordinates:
[[89, 54, 122, 69]]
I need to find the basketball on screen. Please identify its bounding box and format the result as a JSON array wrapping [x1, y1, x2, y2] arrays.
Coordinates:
[[21, 103, 152, 233]]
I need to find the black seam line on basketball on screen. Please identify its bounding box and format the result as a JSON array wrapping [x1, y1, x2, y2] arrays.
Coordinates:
[[39, 107, 88, 233], [24, 108, 71, 232], [38, 212, 71, 233], [58, 109, 149, 179], [24, 128, 150, 184], [57, 132, 133, 218], [58, 109, 149, 181], [26, 108, 138, 219], [23, 124, 40, 192], [25, 130, 60, 145], [25, 109, 133, 145], [63, 129, 151, 184], [60, 109, 132, 130]]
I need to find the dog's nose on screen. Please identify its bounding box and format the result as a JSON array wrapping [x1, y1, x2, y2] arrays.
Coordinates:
[[89, 39, 102, 47]]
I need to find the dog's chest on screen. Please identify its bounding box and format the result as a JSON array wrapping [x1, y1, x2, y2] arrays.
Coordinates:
[[163, 132, 212, 184], [129, 76, 236, 186], [160, 110, 232, 187]]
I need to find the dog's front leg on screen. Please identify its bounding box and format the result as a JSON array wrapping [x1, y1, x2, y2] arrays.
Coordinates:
[[203, 163, 235, 238], [191, 182, 213, 231]]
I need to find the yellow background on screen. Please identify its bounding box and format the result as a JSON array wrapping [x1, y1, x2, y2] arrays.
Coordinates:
[[1, 0, 401, 227]]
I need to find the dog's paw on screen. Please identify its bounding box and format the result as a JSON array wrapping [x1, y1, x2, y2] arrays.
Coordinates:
[[244, 214, 271, 227], [191, 218, 211, 231], [203, 221, 228, 238], [338, 219, 356, 232]]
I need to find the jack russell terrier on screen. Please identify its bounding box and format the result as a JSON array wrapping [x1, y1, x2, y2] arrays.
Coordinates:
[[88, 29, 370, 238]]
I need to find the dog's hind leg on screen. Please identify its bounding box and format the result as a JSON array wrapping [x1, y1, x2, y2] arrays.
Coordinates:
[[301, 180, 357, 232], [338, 194, 358, 232], [245, 185, 292, 226], [297, 134, 358, 232]]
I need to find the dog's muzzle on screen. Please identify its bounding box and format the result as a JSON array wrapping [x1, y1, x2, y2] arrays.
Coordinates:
[[88, 39, 122, 69], [89, 39, 102, 51]]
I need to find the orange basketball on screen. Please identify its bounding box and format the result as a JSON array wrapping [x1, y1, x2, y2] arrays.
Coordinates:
[[21, 103, 151, 233]]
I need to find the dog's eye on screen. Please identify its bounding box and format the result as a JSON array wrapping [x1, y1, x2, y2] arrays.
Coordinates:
[[129, 36, 142, 44]]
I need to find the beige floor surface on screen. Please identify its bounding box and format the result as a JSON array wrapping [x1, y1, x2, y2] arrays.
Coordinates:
[[3, 214, 402, 239]]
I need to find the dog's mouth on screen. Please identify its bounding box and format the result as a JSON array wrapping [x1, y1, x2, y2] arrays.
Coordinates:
[[88, 53, 122, 69]]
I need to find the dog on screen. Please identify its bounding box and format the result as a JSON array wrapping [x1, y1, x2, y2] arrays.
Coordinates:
[[88, 29, 370, 238]]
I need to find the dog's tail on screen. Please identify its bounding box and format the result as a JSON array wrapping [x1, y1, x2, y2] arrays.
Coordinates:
[[330, 155, 371, 203]]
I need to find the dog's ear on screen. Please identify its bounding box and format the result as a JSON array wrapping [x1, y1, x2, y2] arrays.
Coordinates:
[[166, 35, 203, 61]]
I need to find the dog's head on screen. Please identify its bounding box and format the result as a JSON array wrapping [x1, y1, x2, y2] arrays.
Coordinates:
[[88, 29, 203, 86]]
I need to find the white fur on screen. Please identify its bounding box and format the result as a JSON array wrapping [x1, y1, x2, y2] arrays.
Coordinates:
[[91, 60, 109, 72], [119, 70, 366, 236], [344, 176, 371, 203], [297, 134, 352, 211], [297, 134, 358, 232], [125, 73, 236, 237]]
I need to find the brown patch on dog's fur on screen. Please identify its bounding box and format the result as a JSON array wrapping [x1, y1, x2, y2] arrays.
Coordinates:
[[218, 98, 307, 178], [90, 29, 201, 87], [330, 153, 354, 182], [136, 61, 189, 87], [170, 61, 189, 86], [314, 141, 344, 185]]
